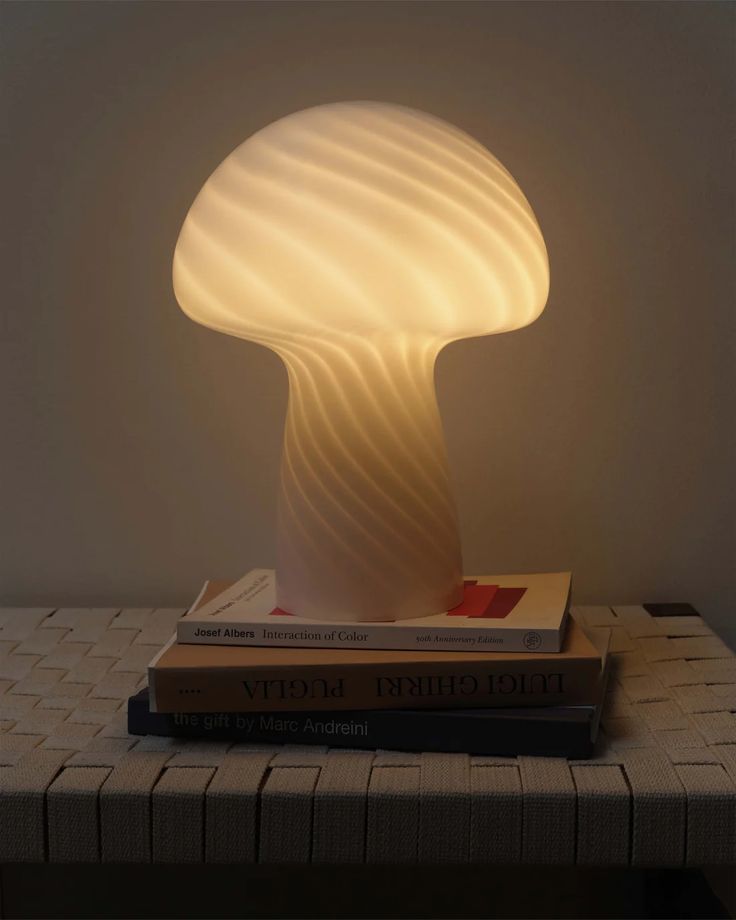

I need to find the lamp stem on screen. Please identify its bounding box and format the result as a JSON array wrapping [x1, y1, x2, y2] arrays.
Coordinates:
[[274, 333, 464, 621]]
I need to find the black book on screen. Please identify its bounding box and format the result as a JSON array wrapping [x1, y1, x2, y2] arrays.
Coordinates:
[[128, 672, 608, 759]]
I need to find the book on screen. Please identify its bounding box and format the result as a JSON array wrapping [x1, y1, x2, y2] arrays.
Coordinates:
[[148, 615, 608, 714], [129, 666, 610, 759], [176, 569, 572, 653]]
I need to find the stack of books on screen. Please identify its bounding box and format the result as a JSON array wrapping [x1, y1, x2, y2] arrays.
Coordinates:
[[131, 570, 610, 758]]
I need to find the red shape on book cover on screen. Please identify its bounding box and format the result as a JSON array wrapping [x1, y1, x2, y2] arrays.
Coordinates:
[[480, 586, 527, 618], [447, 584, 498, 616]]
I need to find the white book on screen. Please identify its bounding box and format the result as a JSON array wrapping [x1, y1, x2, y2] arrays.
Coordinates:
[[176, 569, 572, 654]]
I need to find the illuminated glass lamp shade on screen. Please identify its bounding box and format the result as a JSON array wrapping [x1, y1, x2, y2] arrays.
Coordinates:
[[173, 101, 549, 622]]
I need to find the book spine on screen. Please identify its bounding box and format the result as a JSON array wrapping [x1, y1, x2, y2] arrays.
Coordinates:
[[176, 619, 563, 654], [149, 656, 600, 713], [128, 699, 592, 759]]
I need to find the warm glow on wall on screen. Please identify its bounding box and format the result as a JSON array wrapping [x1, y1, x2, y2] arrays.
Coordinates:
[[173, 101, 549, 621]]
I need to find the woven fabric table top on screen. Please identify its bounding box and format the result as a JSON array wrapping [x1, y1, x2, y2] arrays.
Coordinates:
[[0, 604, 734, 866]]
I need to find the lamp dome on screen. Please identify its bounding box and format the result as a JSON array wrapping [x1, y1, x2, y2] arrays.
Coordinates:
[[173, 101, 549, 346]]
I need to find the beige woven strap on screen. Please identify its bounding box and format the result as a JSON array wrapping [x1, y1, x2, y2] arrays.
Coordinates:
[[519, 757, 576, 864], [312, 750, 374, 863], [469, 764, 522, 862], [48, 766, 111, 862], [205, 749, 272, 863], [622, 748, 687, 866], [0, 749, 70, 861], [259, 765, 320, 863], [418, 753, 471, 863], [571, 764, 629, 865], [100, 751, 170, 863], [152, 766, 215, 863], [366, 765, 421, 863], [675, 763, 736, 866]]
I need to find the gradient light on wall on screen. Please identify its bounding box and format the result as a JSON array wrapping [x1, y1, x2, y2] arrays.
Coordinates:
[[173, 101, 550, 621]]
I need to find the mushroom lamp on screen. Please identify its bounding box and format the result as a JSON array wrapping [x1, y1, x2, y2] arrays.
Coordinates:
[[173, 101, 549, 622]]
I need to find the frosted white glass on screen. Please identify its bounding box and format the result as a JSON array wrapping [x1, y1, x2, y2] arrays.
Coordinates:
[[173, 101, 549, 621]]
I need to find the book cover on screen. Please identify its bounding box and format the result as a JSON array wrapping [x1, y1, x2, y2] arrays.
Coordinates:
[[149, 616, 608, 714], [129, 679, 608, 759], [176, 570, 572, 654]]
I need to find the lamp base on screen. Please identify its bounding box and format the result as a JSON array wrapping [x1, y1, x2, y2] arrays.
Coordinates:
[[274, 334, 464, 623]]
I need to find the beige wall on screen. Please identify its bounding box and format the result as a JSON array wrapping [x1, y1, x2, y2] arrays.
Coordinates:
[[2, 2, 734, 641]]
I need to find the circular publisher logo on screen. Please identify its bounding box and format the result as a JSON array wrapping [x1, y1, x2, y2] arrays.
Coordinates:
[[523, 631, 542, 650]]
